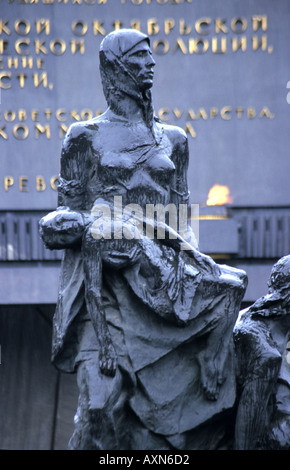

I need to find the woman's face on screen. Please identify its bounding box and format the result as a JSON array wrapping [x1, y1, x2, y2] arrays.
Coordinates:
[[122, 40, 156, 92]]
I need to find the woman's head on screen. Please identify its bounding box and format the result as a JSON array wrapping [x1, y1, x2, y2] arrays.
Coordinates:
[[99, 29, 155, 106]]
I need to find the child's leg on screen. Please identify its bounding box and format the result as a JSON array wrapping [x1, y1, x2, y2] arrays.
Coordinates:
[[82, 229, 117, 377]]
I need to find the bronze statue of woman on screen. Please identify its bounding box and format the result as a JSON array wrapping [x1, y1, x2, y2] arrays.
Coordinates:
[[40, 29, 247, 450]]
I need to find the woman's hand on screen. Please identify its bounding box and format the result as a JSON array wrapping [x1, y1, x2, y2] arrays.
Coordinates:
[[189, 249, 221, 277]]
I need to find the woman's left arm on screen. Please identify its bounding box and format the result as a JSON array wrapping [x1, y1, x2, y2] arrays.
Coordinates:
[[170, 129, 220, 276], [170, 129, 197, 249]]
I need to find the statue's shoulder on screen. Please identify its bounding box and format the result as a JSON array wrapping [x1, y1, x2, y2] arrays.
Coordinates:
[[65, 116, 103, 140], [155, 117, 188, 148], [62, 116, 104, 152]]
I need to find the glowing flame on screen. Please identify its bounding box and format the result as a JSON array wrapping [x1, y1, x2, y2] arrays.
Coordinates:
[[206, 184, 233, 206]]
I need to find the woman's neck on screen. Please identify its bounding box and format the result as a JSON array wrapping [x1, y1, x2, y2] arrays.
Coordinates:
[[109, 93, 147, 123], [105, 89, 161, 143]]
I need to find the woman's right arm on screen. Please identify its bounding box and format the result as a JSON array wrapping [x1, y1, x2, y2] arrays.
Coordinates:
[[39, 123, 93, 249]]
